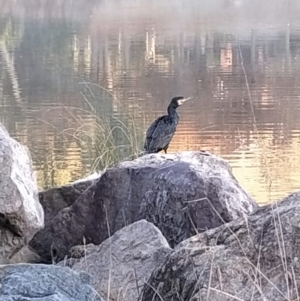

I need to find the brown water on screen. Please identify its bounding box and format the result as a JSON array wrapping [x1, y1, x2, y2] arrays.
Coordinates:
[[1, 0, 300, 205]]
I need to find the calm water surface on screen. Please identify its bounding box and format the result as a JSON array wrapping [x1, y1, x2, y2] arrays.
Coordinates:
[[1, 0, 300, 205]]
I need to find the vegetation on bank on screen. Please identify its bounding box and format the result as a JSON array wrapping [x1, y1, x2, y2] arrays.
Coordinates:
[[39, 82, 144, 182]]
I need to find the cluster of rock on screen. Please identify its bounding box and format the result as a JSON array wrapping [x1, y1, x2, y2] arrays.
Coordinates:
[[1, 121, 299, 301]]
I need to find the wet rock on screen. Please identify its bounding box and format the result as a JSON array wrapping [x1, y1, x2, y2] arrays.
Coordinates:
[[0, 123, 44, 263], [64, 220, 172, 301], [0, 263, 103, 301], [139, 191, 300, 301], [30, 151, 257, 262]]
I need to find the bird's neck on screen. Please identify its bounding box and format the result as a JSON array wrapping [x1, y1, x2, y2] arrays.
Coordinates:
[[167, 105, 178, 120]]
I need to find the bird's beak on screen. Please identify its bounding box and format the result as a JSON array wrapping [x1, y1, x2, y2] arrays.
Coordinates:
[[178, 97, 193, 105]]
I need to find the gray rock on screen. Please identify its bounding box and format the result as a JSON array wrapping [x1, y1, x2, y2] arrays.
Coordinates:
[[29, 173, 101, 263], [97, 151, 257, 247], [29, 181, 99, 263], [68, 220, 172, 301], [56, 244, 96, 268], [8, 245, 41, 264], [38, 176, 99, 224], [30, 151, 257, 262], [140, 191, 300, 301], [0, 123, 44, 263], [0, 227, 24, 263], [0, 263, 103, 301]]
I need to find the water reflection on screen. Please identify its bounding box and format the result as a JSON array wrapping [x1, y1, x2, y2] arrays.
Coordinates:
[[1, 0, 300, 204]]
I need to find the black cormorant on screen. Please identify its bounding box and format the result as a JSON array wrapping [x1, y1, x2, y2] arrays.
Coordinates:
[[143, 96, 191, 154]]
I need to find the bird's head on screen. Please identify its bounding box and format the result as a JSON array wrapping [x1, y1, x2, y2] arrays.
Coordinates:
[[171, 96, 192, 107]]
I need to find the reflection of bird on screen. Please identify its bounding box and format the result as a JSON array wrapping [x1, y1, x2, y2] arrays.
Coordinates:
[[143, 96, 191, 154]]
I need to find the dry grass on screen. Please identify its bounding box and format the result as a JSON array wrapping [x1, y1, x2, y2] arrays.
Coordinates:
[[181, 195, 298, 301], [38, 82, 145, 178]]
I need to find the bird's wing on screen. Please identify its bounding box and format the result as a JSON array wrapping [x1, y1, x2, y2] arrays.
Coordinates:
[[144, 115, 176, 152]]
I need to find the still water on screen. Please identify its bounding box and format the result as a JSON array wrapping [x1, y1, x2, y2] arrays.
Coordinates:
[[0, 0, 300, 205]]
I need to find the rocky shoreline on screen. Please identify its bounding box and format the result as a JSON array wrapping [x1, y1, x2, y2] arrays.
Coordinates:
[[0, 121, 299, 301]]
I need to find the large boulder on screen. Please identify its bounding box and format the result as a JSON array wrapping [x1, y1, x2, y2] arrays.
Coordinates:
[[139, 191, 300, 301], [96, 151, 257, 246], [0, 263, 103, 301], [30, 151, 257, 262], [0, 123, 44, 263], [62, 220, 172, 301]]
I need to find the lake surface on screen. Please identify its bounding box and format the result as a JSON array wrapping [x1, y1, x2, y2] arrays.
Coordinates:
[[1, 0, 300, 205]]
